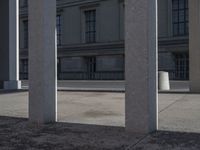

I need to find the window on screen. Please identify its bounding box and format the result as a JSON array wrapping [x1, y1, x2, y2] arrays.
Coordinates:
[[23, 0, 28, 7], [23, 20, 28, 48], [85, 10, 96, 43], [172, 0, 188, 36], [22, 59, 28, 73], [20, 59, 28, 80], [23, 16, 61, 47], [57, 15, 62, 46], [86, 57, 96, 80], [119, 1, 125, 40], [174, 53, 189, 80]]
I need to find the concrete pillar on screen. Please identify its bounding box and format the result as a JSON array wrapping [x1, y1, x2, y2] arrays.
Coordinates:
[[0, 0, 21, 90], [189, 0, 200, 93], [29, 0, 57, 123], [125, 0, 158, 133]]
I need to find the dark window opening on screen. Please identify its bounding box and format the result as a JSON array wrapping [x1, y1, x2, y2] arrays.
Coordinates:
[[172, 0, 188, 36], [23, 20, 28, 48], [57, 15, 62, 46], [85, 10, 96, 43]]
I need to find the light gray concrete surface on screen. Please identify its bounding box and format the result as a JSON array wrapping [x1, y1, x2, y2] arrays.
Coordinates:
[[159, 94, 200, 133], [22, 80, 125, 92], [0, 91, 200, 133], [125, 0, 158, 133], [28, 0, 57, 123], [22, 80, 190, 92]]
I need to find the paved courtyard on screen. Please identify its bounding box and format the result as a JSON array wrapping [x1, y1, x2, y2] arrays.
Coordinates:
[[0, 91, 200, 132], [0, 91, 200, 150], [21, 80, 190, 92], [1, 91, 200, 149]]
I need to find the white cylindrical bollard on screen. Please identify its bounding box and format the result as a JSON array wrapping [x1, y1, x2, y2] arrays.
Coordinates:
[[158, 71, 170, 91]]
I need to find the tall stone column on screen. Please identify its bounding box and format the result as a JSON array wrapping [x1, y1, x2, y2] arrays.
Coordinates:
[[29, 0, 57, 123], [0, 0, 21, 90], [125, 0, 158, 133], [189, 0, 200, 93]]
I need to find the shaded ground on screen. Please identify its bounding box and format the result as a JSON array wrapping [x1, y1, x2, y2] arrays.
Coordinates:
[[1, 90, 200, 149], [0, 116, 141, 150], [1, 116, 200, 150]]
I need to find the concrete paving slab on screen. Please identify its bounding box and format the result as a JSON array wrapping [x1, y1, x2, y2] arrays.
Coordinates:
[[159, 94, 200, 133], [57, 92, 125, 126], [21, 80, 190, 92], [22, 80, 126, 92], [131, 131, 200, 150], [0, 92, 28, 118], [1, 91, 200, 134]]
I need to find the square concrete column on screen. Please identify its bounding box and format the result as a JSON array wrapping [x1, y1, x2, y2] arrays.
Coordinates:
[[0, 0, 21, 90], [29, 0, 57, 123], [189, 0, 200, 93], [125, 0, 158, 133]]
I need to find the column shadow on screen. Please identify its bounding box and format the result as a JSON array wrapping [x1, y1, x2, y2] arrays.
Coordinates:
[[1, 116, 200, 150]]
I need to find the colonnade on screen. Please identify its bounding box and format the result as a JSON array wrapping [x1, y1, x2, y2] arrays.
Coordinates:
[[0, 0, 199, 134]]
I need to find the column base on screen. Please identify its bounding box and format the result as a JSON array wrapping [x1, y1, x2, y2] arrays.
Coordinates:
[[190, 87, 200, 93], [4, 80, 21, 90]]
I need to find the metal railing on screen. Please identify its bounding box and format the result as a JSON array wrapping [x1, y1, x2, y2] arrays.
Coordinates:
[[20, 72, 28, 80], [20, 70, 188, 81], [162, 70, 189, 80], [58, 71, 124, 80]]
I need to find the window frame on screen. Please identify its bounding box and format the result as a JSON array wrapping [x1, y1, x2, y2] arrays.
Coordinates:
[[84, 9, 97, 43], [80, 4, 99, 44], [56, 15, 62, 46], [172, 0, 188, 36], [23, 20, 28, 48]]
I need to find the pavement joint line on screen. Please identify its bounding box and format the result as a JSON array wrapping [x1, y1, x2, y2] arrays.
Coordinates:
[[4, 87, 192, 94], [125, 133, 151, 150], [159, 95, 187, 113]]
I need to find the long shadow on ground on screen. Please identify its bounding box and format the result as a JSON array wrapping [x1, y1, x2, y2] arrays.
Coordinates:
[[0, 116, 200, 150]]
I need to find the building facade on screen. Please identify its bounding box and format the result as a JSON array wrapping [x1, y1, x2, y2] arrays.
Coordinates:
[[19, 0, 189, 80]]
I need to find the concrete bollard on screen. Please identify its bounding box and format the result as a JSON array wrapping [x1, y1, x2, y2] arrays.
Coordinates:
[[158, 71, 170, 91]]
